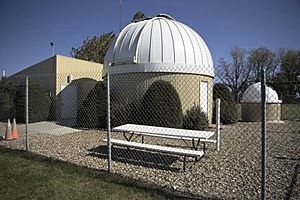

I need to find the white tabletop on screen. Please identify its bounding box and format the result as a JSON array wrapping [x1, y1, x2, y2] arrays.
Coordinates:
[[113, 124, 214, 139]]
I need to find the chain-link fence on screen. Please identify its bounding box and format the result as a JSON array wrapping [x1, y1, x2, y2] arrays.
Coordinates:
[[0, 69, 299, 199], [105, 68, 299, 199]]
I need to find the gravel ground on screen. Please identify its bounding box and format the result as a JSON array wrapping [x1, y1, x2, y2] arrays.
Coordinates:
[[0, 121, 299, 199]]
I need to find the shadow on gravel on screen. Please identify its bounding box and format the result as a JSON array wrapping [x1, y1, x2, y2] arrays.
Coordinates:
[[284, 163, 299, 200], [87, 145, 181, 172], [275, 156, 300, 162]]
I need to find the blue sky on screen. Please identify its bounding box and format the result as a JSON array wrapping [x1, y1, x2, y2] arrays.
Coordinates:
[[0, 0, 299, 76]]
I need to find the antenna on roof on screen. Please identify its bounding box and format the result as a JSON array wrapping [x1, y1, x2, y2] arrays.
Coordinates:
[[119, 0, 122, 32], [50, 42, 55, 56]]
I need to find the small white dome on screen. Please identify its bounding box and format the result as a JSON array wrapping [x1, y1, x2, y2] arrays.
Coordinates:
[[104, 14, 214, 77], [242, 82, 282, 103]]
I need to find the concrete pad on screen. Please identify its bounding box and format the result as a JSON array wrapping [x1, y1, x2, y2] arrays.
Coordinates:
[[17, 121, 82, 136]]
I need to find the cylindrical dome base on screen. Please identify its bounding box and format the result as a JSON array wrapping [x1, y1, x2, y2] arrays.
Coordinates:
[[110, 72, 214, 124], [241, 103, 281, 122]]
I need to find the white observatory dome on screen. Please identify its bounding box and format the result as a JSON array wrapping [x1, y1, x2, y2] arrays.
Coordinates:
[[242, 82, 282, 103], [104, 14, 214, 77]]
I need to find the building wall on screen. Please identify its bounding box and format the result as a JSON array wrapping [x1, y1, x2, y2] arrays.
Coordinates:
[[110, 72, 214, 124], [55, 55, 103, 94], [9, 55, 103, 126], [9, 55, 103, 98], [241, 103, 281, 122], [55, 55, 103, 125], [9, 56, 56, 95]]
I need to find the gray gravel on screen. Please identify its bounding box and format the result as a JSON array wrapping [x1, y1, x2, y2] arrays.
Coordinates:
[[0, 121, 299, 199]]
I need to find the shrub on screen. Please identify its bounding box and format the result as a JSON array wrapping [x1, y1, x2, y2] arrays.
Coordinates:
[[128, 99, 142, 124], [213, 83, 238, 124], [182, 105, 208, 130], [139, 80, 183, 128], [216, 101, 239, 124], [29, 84, 51, 123], [15, 83, 51, 123], [111, 103, 130, 128], [77, 81, 107, 128], [281, 95, 300, 104]]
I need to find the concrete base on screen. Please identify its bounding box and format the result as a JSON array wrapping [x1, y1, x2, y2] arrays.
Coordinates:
[[18, 121, 81, 136]]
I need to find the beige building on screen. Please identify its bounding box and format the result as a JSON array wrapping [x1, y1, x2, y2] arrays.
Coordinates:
[[9, 55, 103, 125], [104, 14, 214, 124]]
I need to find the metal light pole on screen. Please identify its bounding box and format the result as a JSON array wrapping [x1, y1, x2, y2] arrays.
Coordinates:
[[50, 42, 55, 56]]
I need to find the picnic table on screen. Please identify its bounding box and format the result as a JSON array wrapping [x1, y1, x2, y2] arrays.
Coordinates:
[[105, 99, 221, 171], [113, 124, 216, 152]]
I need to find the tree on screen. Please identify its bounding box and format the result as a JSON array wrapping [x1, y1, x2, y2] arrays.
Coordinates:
[[70, 32, 115, 64], [248, 47, 279, 82], [132, 11, 146, 22], [217, 47, 251, 102], [270, 49, 300, 103]]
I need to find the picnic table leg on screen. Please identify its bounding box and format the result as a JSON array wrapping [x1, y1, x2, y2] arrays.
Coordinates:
[[123, 132, 134, 141], [142, 135, 144, 143], [191, 139, 201, 151]]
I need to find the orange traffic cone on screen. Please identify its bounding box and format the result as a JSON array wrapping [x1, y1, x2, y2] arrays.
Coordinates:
[[5, 119, 13, 140], [12, 118, 19, 140]]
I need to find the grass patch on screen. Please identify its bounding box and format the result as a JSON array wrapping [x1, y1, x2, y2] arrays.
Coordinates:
[[0, 147, 183, 200], [281, 104, 300, 120]]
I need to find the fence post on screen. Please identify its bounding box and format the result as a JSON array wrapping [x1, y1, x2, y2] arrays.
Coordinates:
[[107, 72, 112, 172], [25, 77, 29, 151], [216, 98, 221, 151], [261, 68, 267, 200]]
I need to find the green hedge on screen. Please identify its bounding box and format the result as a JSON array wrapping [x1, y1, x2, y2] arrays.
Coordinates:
[[29, 84, 51, 123], [0, 80, 17, 122], [0, 79, 51, 123], [77, 81, 106, 128]]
